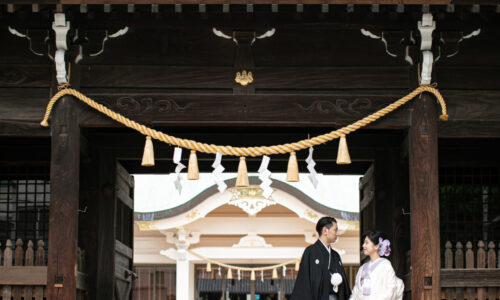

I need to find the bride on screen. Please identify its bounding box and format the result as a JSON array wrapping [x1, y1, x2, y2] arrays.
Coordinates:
[[350, 230, 404, 300]]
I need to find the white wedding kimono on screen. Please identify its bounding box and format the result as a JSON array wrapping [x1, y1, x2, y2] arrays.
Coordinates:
[[350, 258, 404, 300]]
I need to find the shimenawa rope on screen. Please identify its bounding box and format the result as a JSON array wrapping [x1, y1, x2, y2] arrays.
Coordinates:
[[40, 85, 447, 157]]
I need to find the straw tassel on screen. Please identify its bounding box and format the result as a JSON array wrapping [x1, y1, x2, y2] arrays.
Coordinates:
[[286, 151, 299, 182], [141, 136, 155, 166], [336, 135, 351, 165], [227, 268, 233, 279], [236, 157, 249, 187], [206, 262, 211, 272], [188, 150, 199, 180], [250, 270, 255, 281], [272, 268, 278, 279], [295, 260, 300, 271]]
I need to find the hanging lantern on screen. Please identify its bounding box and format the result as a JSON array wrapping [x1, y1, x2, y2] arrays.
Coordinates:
[[227, 268, 233, 279], [336, 135, 351, 165], [141, 136, 155, 166], [286, 152, 299, 182], [188, 150, 199, 180], [251, 270, 256, 281], [236, 157, 249, 187], [295, 260, 300, 271], [206, 262, 212, 272]]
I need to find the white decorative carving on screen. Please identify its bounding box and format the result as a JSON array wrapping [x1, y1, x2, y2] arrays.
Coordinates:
[[89, 27, 129, 57], [233, 233, 272, 248], [256, 28, 275, 40], [361, 28, 416, 66], [228, 186, 276, 216], [8, 27, 45, 57], [212, 28, 232, 40], [163, 228, 200, 261], [404, 31, 415, 66], [360, 29, 397, 58], [212, 27, 276, 45], [52, 13, 70, 84], [418, 13, 435, 85], [446, 29, 481, 58]]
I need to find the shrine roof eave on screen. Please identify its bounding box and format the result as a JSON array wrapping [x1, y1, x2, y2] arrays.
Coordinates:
[[135, 176, 359, 223]]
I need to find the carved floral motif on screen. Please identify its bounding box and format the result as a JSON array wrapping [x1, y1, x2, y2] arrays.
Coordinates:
[[295, 98, 373, 116], [108, 96, 194, 114], [0, 67, 28, 85]]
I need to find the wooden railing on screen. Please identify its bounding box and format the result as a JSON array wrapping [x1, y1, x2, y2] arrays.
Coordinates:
[[0, 239, 88, 300], [441, 240, 500, 300]]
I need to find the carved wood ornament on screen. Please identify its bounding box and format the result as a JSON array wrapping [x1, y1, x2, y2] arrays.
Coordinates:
[[213, 27, 275, 88]]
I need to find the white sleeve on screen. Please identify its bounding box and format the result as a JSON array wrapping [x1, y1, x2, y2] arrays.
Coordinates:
[[349, 264, 364, 300], [373, 260, 402, 300]]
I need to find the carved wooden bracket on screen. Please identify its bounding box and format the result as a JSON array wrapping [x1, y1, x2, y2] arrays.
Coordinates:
[[361, 14, 480, 82], [213, 27, 275, 87], [418, 13, 435, 85], [8, 14, 129, 84], [52, 13, 70, 84], [360, 29, 416, 66]]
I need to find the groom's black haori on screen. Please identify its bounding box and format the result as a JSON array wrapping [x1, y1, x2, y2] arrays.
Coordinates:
[[291, 217, 351, 300]]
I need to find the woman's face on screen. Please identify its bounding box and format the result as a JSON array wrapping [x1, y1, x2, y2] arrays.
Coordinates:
[[362, 236, 379, 256]]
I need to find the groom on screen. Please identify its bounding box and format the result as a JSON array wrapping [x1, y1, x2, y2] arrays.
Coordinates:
[[291, 217, 351, 300]]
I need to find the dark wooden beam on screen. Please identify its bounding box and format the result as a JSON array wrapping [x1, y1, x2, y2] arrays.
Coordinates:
[[0, 120, 50, 137], [439, 121, 500, 138], [408, 93, 440, 299], [79, 66, 409, 90], [0, 88, 50, 121], [0, 65, 52, 88], [2, 87, 500, 135], [47, 95, 80, 300], [441, 269, 500, 287], [56, 0, 453, 4], [77, 91, 411, 128]]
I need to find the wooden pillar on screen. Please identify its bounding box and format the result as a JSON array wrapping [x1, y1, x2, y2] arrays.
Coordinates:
[[78, 137, 99, 300], [96, 149, 116, 300], [250, 278, 255, 300], [409, 93, 440, 299], [47, 96, 80, 300]]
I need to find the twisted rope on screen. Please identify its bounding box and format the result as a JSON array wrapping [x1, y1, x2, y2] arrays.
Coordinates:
[[187, 249, 298, 272], [41, 85, 447, 157]]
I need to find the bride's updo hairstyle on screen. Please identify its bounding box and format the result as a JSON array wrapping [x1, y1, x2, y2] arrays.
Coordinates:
[[363, 230, 385, 246], [363, 230, 391, 257]]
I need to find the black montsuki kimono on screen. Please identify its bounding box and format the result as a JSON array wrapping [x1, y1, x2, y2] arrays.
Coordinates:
[[290, 240, 351, 300]]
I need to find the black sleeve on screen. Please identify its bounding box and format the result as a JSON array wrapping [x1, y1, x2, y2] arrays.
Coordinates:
[[290, 247, 314, 300], [332, 250, 352, 300]]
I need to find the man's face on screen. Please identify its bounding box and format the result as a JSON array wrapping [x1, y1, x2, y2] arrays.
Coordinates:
[[324, 222, 338, 244]]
